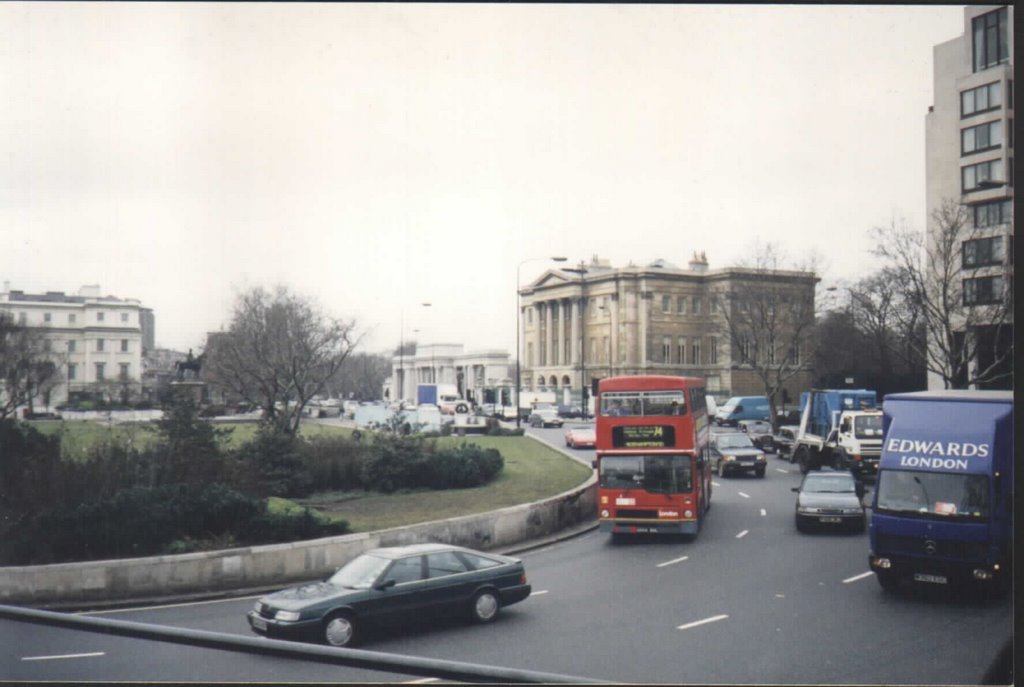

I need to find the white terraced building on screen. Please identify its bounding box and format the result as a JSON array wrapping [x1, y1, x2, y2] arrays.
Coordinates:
[[0, 283, 151, 408]]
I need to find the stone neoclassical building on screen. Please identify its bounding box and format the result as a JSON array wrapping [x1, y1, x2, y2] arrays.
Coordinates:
[[387, 343, 511, 405], [0, 283, 152, 408], [519, 254, 818, 408]]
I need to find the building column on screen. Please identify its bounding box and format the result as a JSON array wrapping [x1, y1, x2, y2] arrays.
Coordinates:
[[571, 298, 582, 366]]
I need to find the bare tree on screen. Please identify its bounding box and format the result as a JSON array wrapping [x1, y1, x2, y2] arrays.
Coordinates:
[[872, 199, 1013, 389], [710, 243, 820, 425], [0, 312, 63, 420], [203, 285, 362, 435]]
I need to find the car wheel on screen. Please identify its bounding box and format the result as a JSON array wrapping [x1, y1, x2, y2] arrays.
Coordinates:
[[470, 589, 501, 623], [795, 515, 808, 533], [755, 467, 766, 478], [322, 611, 358, 647], [795, 446, 810, 474]]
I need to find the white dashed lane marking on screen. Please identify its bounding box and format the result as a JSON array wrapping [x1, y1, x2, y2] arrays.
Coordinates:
[[736, 530, 749, 539], [843, 571, 875, 584], [22, 652, 105, 662], [677, 614, 729, 631], [657, 555, 690, 568], [738, 492, 750, 499], [760, 509, 767, 517]]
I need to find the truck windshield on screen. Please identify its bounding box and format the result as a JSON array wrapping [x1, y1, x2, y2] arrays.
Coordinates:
[[875, 469, 989, 519], [854, 415, 883, 439], [599, 454, 692, 494]]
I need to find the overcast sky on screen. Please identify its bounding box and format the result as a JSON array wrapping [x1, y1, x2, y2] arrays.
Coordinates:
[[1, 3, 965, 356]]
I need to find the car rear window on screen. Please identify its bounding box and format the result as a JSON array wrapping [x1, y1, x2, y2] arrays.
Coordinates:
[[456, 552, 502, 570]]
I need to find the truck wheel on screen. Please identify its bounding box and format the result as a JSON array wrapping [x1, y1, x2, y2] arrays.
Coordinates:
[[875, 571, 900, 593], [795, 446, 810, 474]]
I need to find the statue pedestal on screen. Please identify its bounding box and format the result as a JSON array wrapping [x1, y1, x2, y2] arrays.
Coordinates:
[[170, 381, 205, 404]]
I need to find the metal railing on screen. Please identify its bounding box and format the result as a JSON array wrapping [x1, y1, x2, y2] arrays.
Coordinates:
[[0, 604, 606, 684]]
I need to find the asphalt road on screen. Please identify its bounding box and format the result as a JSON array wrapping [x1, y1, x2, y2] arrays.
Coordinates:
[[2, 424, 1013, 683]]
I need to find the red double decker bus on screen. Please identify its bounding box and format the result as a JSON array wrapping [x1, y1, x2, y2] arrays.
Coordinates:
[[594, 375, 712, 537]]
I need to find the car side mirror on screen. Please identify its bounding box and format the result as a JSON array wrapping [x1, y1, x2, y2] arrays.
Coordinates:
[[374, 578, 397, 591]]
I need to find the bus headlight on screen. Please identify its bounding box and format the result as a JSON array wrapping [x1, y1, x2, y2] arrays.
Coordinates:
[[600, 509, 610, 518], [684, 510, 693, 518]]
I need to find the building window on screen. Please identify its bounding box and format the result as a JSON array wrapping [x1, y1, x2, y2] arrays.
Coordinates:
[[768, 341, 777, 365], [44, 312, 51, 323], [120, 363, 130, 381], [17, 312, 26, 325], [677, 337, 686, 364], [662, 337, 671, 362], [709, 338, 718, 364], [973, 199, 1013, 227], [691, 340, 701, 365], [121, 312, 129, 323], [662, 295, 671, 313], [963, 236, 1006, 268], [121, 339, 129, 352], [789, 342, 801, 366], [602, 336, 609, 363], [710, 296, 719, 314], [68, 363, 76, 381], [961, 81, 1002, 117], [972, 7, 1009, 73], [97, 312, 104, 322], [68, 313, 76, 324], [527, 308, 532, 325], [68, 340, 76, 353], [43, 339, 52, 352], [95, 363, 105, 381], [962, 158, 1004, 192], [677, 296, 687, 314], [526, 342, 533, 367], [96, 339, 104, 352], [692, 297, 702, 315], [963, 275, 1004, 305], [962, 120, 1002, 155], [590, 337, 597, 361]]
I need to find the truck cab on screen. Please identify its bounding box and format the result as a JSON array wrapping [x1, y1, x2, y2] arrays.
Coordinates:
[[794, 389, 879, 475], [868, 390, 1013, 594], [830, 409, 884, 479]]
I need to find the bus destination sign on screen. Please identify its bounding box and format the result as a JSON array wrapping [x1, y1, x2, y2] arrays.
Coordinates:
[[612, 425, 676, 448]]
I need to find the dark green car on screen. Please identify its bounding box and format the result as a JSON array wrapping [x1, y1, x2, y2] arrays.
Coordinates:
[[247, 543, 531, 647]]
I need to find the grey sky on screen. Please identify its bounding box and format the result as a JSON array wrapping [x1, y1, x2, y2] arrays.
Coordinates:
[[1, 3, 964, 356]]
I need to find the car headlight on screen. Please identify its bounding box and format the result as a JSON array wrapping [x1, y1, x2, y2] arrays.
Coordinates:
[[275, 610, 301, 622], [797, 506, 821, 514], [723, 455, 735, 462], [842, 507, 864, 514]]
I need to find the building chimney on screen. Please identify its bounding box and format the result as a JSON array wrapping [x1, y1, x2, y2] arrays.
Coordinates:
[[688, 251, 709, 273]]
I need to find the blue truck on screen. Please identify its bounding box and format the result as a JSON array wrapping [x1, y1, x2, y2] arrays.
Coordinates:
[[793, 389, 883, 477], [868, 390, 1013, 594]]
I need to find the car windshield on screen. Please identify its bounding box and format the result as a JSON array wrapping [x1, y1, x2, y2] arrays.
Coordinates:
[[715, 434, 755, 449], [875, 469, 989, 519], [328, 553, 391, 589], [803, 475, 856, 493], [599, 454, 692, 494]]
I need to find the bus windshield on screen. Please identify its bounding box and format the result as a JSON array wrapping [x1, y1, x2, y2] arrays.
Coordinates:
[[875, 469, 989, 519], [599, 454, 692, 494], [601, 390, 687, 417]]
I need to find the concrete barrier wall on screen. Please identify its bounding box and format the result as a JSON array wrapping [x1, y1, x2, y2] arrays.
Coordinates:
[[0, 473, 597, 607]]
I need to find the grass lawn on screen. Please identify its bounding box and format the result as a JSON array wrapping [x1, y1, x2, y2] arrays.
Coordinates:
[[31, 419, 594, 533], [290, 435, 593, 532]]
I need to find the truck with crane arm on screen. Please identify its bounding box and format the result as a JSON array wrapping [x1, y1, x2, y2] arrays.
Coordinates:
[[793, 389, 884, 479]]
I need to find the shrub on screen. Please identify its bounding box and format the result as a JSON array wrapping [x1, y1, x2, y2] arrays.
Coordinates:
[[0, 482, 350, 565], [235, 427, 313, 497]]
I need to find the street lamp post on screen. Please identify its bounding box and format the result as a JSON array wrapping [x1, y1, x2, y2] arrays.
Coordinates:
[[398, 303, 431, 405], [516, 256, 567, 428], [563, 262, 589, 417]]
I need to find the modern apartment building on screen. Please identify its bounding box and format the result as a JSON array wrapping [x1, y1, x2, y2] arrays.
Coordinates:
[[519, 254, 817, 406], [925, 5, 1013, 389], [0, 284, 148, 407]]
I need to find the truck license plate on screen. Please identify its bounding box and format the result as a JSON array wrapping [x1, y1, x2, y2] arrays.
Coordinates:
[[913, 573, 948, 585], [251, 616, 268, 631], [819, 516, 841, 523]]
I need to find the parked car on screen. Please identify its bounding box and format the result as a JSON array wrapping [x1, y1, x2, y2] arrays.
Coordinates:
[[557, 404, 584, 419], [737, 419, 775, 452], [774, 425, 800, 462], [247, 543, 531, 647], [564, 425, 596, 449], [710, 432, 766, 477], [528, 407, 563, 428], [714, 395, 771, 426], [793, 470, 866, 533]]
